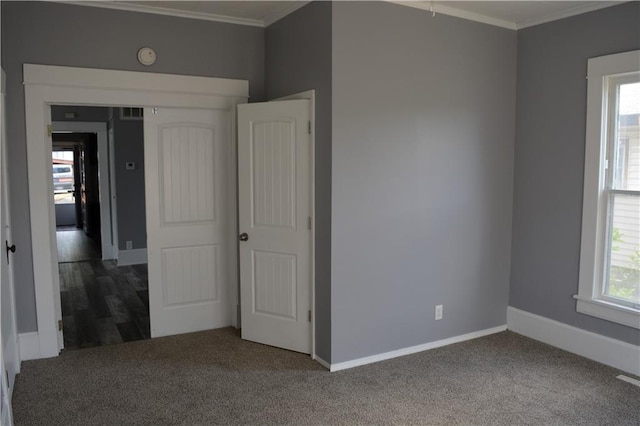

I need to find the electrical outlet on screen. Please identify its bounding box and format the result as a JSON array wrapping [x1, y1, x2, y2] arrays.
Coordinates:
[[126, 240, 133, 250], [435, 305, 443, 320]]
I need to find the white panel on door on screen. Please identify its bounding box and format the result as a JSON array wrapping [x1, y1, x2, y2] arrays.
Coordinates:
[[253, 250, 296, 319], [239, 99, 311, 354], [145, 107, 234, 338], [160, 125, 216, 224], [162, 245, 219, 306], [252, 120, 295, 229]]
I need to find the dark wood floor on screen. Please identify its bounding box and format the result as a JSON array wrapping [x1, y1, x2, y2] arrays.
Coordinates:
[[56, 226, 150, 350], [56, 229, 101, 263], [60, 260, 150, 350]]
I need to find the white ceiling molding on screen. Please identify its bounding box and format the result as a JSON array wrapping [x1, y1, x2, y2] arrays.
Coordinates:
[[516, 1, 627, 29], [51, 1, 629, 31], [390, 1, 517, 30], [53, 1, 265, 27], [389, 1, 628, 31], [262, 1, 311, 27]]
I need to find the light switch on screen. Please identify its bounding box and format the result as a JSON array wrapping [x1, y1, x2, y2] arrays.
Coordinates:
[[125, 161, 136, 170]]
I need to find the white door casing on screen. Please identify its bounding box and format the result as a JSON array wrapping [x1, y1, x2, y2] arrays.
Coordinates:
[[51, 122, 112, 260], [107, 127, 119, 261], [238, 99, 312, 354], [23, 64, 247, 358], [1, 67, 20, 399], [145, 107, 235, 338]]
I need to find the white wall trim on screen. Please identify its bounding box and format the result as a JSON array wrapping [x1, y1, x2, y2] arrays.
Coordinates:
[[18, 332, 41, 361], [24, 64, 248, 99], [54, 1, 264, 28], [314, 355, 331, 371], [24, 64, 248, 359], [327, 325, 507, 372], [516, 1, 626, 30], [262, 1, 310, 27], [507, 307, 640, 376], [389, 1, 516, 30], [388, 1, 625, 31], [117, 248, 147, 266]]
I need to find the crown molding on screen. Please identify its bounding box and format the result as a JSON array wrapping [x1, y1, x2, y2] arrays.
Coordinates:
[[388, 1, 517, 30], [388, 1, 628, 31], [263, 1, 311, 27], [516, 1, 627, 29], [51, 1, 264, 28]]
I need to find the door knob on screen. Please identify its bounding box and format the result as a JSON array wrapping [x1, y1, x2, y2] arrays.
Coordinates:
[[239, 233, 248, 242], [5, 241, 16, 264]]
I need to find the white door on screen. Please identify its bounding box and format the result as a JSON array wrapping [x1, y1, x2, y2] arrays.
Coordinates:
[[144, 107, 234, 338], [1, 68, 19, 398], [238, 100, 312, 354]]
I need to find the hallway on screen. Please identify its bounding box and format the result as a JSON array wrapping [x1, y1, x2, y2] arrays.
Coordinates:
[[60, 260, 150, 350], [56, 228, 101, 263], [57, 227, 149, 350]]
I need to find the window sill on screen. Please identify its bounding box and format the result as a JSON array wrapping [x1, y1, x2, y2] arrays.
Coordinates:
[[574, 295, 640, 329]]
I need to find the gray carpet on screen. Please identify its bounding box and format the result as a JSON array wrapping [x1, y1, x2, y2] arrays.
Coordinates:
[[12, 329, 640, 425]]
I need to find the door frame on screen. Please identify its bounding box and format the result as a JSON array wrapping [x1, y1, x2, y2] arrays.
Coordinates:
[[1, 67, 21, 393], [272, 90, 316, 359], [51, 121, 112, 260], [23, 64, 248, 358]]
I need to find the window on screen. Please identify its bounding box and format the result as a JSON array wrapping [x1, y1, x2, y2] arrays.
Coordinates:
[[577, 50, 640, 329], [52, 151, 75, 205]]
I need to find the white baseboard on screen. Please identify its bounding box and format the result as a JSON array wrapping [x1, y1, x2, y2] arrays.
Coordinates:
[[507, 306, 640, 376], [18, 332, 40, 361], [117, 248, 147, 266], [328, 325, 507, 372], [314, 355, 331, 370]]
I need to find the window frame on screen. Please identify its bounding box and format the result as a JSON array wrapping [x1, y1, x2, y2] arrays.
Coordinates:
[[576, 50, 640, 329]]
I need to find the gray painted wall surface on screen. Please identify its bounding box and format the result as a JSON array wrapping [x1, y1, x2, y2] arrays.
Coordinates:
[[1, 1, 264, 333], [51, 106, 109, 122], [510, 2, 640, 345], [265, 1, 332, 362], [110, 111, 146, 251], [331, 2, 517, 363]]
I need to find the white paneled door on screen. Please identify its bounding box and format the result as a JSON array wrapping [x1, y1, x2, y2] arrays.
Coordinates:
[[238, 100, 312, 354], [144, 108, 233, 338]]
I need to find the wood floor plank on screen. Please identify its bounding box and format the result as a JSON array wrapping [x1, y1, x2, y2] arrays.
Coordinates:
[[56, 229, 101, 263], [104, 295, 132, 324], [61, 315, 77, 349], [73, 309, 100, 349], [96, 318, 124, 346], [116, 322, 143, 342], [60, 257, 149, 350], [60, 291, 72, 317]]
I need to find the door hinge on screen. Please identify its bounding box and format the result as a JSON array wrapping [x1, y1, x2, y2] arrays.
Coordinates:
[[307, 216, 312, 230], [152, 107, 158, 115], [308, 310, 312, 322], [47, 124, 52, 137], [308, 121, 311, 135], [58, 319, 63, 331]]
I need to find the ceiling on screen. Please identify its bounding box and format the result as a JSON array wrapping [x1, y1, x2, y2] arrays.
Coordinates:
[[63, 1, 627, 29]]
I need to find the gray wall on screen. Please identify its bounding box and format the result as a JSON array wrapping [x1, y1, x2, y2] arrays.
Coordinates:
[[510, 2, 640, 345], [109, 109, 147, 251], [331, 2, 517, 363], [51, 106, 109, 123], [1, 1, 264, 333], [265, 1, 332, 362]]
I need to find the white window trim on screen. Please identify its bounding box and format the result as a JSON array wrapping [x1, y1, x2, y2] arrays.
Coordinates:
[[576, 49, 640, 329]]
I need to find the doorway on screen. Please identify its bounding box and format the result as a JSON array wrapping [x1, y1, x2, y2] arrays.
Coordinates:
[[24, 64, 247, 357], [51, 107, 151, 350]]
